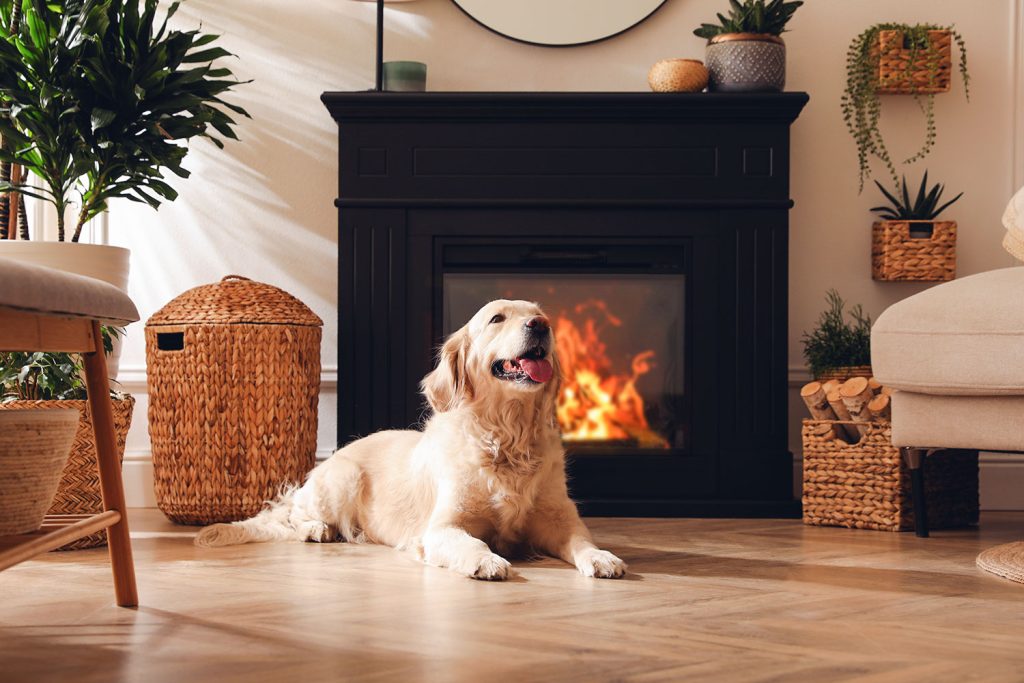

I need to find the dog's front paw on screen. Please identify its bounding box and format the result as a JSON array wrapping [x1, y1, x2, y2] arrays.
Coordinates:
[[576, 548, 627, 579], [466, 552, 512, 581]]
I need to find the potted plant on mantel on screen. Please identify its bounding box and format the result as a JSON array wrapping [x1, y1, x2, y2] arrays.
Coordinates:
[[801, 290, 873, 382], [871, 172, 963, 282], [0, 0, 248, 372], [842, 23, 969, 192], [694, 0, 803, 93]]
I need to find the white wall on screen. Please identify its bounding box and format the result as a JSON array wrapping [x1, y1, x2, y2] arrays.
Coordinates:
[[106, 0, 1023, 508]]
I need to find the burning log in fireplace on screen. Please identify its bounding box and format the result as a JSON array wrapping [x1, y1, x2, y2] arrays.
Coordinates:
[[554, 300, 669, 449]]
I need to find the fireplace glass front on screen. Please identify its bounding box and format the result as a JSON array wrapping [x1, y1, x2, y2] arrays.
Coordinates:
[[443, 274, 687, 452]]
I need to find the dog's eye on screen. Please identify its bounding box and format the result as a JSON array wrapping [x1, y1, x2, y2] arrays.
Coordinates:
[[489, 314, 505, 324]]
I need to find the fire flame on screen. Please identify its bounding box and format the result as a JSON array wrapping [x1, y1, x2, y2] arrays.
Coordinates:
[[555, 300, 668, 448]]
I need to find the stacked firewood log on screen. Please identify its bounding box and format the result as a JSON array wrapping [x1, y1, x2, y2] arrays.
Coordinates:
[[800, 377, 892, 444]]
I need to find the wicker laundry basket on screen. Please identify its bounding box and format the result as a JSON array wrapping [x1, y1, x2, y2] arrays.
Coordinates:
[[0, 396, 134, 549], [146, 276, 322, 525], [802, 420, 978, 532]]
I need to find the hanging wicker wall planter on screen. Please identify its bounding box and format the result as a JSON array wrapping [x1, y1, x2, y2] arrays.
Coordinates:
[[875, 29, 952, 94], [872, 220, 956, 282], [0, 396, 134, 549], [145, 276, 322, 525]]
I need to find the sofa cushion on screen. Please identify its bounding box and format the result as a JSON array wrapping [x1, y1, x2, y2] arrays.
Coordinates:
[[871, 267, 1024, 395], [891, 392, 1024, 451]]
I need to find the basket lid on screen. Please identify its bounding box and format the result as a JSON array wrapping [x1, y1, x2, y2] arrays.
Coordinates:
[[147, 275, 323, 327]]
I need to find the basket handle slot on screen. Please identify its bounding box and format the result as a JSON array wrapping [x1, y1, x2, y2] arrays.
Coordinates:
[[907, 222, 935, 239], [157, 332, 185, 351]]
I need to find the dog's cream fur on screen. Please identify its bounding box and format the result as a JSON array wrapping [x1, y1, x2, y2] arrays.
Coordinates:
[[195, 300, 626, 580]]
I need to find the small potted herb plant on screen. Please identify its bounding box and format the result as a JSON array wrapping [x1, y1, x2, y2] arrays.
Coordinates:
[[694, 0, 803, 92], [801, 290, 873, 381], [871, 172, 963, 282], [843, 23, 969, 191], [0, 328, 134, 550]]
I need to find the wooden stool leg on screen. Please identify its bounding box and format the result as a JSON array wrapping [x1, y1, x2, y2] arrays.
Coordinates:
[[83, 320, 138, 607], [902, 447, 929, 539]]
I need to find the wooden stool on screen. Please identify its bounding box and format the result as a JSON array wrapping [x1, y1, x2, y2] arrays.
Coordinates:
[[0, 257, 139, 607]]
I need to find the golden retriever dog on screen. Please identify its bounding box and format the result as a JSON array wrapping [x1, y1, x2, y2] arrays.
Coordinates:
[[195, 299, 626, 580]]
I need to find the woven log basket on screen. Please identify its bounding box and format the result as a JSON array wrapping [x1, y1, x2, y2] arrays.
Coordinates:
[[802, 420, 978, 532], [0, 397, 133, 548], [813, 365, 873, 382], [146, 276, 322, 525], [875, 29, 952, 94], [872, 220, 956, 282]]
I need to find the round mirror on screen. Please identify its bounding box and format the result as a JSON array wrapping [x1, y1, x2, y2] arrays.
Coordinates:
[[452, 0, 668, 47]]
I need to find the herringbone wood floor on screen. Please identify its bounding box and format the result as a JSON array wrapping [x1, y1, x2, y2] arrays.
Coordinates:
[[2, 510, 1023, 683]]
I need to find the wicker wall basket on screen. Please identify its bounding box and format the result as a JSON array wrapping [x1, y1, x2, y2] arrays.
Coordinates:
[[146, 276, 322, 525], [802, 420, 978, 531], [0, 397, 134, 549], [875, 29, 952, 94], [0, 409, 78, 536], [872, 220, 956, 282]]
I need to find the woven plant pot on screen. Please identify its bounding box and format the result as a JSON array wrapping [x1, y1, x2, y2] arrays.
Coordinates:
[[875, 29, 952, 94], [0, 397, 135, 549], [813, 366, 873, 382], [802, 420, 978, 532], [0, 409, 78, 536], [872, 220, 956, 282], [146, 275, 322, 525]]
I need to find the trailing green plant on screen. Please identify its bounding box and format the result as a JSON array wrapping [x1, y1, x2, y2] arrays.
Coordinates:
[[0, 326, 120, 402], [871, 172, 963, 221], [842, 23, 969, 192], [693, 0, 802, 40], [801, 290, 872, 379], [0, 0, 250, 242]]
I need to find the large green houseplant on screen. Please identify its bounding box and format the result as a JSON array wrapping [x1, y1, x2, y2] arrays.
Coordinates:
[[0, 0, 249, 242]]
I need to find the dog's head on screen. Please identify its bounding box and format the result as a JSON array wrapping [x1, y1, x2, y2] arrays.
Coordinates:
[[421, 299, 560, 414]]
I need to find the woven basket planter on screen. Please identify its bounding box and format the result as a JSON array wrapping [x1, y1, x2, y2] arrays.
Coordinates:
[[802, 420, 978, 532], [0, 409, 78, 536], [146, 275, 322, 525], [872, 220, 956, 282], [875, 29, 952, 94], [0, 397, 134, 549], [813, 365, 873, 382]]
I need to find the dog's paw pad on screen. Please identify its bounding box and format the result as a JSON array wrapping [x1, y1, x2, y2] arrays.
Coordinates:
[[300, 521, 337, 543], [577, 549, 627, 579], [471, 553, 512, 581]]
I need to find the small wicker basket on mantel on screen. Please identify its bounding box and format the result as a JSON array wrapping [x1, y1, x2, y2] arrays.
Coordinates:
[[145, 276, 322, 525], [802, 419, 978, 532]]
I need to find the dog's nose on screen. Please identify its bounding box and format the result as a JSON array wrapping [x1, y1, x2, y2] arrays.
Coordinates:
[[525, 316, 550, 333]]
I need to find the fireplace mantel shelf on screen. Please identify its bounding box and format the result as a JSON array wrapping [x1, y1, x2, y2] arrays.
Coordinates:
[[321, 91, 809, 123]]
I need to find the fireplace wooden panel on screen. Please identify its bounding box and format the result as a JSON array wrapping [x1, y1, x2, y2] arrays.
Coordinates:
[[323, 92, 808, 517]]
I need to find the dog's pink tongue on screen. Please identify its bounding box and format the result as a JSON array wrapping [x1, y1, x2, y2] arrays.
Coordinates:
[[518, 357, 553, 383]]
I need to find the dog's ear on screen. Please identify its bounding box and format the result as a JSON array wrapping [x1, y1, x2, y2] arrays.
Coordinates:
[[421, 326, 474, 413]]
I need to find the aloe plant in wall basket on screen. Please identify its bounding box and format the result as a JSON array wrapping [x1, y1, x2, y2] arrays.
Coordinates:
[[842, 23, 969, 192], [871, 172, 962, 282]]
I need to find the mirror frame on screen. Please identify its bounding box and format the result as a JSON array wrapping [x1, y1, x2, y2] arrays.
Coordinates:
[[450, 0, 669, 48]]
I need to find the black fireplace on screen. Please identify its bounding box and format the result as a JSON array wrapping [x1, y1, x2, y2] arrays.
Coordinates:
[[322, 92, 808, 516]]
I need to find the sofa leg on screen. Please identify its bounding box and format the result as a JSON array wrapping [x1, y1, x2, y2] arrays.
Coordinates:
[[902, 448, 929, 538]]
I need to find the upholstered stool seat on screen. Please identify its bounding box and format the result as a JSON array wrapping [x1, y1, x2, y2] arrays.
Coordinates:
[[872, 266, 1024, 538], [0, 257, 138, 325]]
